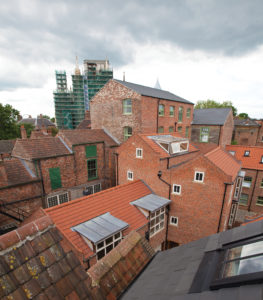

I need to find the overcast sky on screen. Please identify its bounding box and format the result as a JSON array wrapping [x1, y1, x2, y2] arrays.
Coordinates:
[[1, 0, 263, 118]]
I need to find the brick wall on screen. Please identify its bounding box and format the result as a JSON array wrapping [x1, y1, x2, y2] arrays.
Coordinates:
[[256, 121, 263, 146], [91, 80, 142, 143], [117, 135, 236, 245], [191, 125, 221, 145], [91, 80, 194, 143], [220, 111, 234, 147], [234, 126, 259, 146], [238, 169, 263, 216]]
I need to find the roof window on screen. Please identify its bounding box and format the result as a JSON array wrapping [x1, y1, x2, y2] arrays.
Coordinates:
[[244, 150, 250, 157], [148, 135, 189, 155]]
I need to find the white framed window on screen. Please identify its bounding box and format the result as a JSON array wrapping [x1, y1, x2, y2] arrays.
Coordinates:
[[136, 148, 143, 159], [150, 207, 165, 237], [229, 151, 235, 156], [127, 170, 133, 181], [124, 126, 132, 141], [96, 232, 122, 260], [172, 184, 181, 195], [242, 176, 252, 188], [194, 172, 204, 183], [170, 216, 178, 226], [47, 192, 69, 208], [244, 150, 250, 157]]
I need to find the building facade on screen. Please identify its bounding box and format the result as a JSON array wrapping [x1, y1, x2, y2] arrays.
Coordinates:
[[117, 133, 242, 246], [233, 118, 261, 146], [90, 79, 194, 143], [226, 145, 263, 223], [191, 108, 234, 147]]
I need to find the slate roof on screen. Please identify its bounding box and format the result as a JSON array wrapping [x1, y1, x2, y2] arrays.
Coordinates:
[[205, 147, 241, 181], [114, 79, 194, 104], [234, 118, 260, 127], [0, 159, 38, 187], [45, 180, 155, 258], [59, 129, 118, 148], [193, 108, 232, 125], [226, 145, 263, 171], [122, 219, 263, 300], [0, 139, 16, 154], [138, 133, 198, 158], [76, 119, 91, 129], [0, 216, 96, 299], [18, 117, 55, 128], [12, 137, 72, 160]]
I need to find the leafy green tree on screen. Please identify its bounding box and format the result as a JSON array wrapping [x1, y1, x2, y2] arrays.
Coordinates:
[[0, 103, 20, 140], [238, 113, 249, 119], [18, 123, 35, 138], [195, 100, 237, 116], [51, 127, 59, 137], [41, 115, 55, 123]]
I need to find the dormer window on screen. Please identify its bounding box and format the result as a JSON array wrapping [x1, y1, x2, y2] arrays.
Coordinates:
[[148, 135, 189, 155], [244, 150, 250, 157]]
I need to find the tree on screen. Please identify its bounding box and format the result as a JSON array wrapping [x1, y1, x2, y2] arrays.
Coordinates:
[[194, 100, 237, 116], [0, 103, 20, 140], [238, 113, 249, 119], [18, 123, 35, 138]]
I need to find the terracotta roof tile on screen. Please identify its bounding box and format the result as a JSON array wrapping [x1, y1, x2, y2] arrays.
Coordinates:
[[138, 133, 198, 158], [205, 147, 241, 181], [12, 137, 72, 160], [59, 129, 118, 147], [226, 145, 263, 171], [45, 180, 152, 258]]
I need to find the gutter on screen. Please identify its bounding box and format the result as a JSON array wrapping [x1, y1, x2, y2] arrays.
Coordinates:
[[156, 99, 160, 132], [217, 183, 228, 233], [157, 171, 171, 249], [248, 170, 259, 212]]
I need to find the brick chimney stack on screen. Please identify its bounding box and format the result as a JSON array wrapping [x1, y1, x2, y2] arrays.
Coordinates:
[[20, 125, 27, 139]]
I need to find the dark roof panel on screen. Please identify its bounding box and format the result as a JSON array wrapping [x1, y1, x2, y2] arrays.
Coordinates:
[[122, 219, 263, 300], [193, 108, 232, 125], [234, 118, 260, 127], [130, 194, 171, 212], [71, 212, 129, 244], [0, 139, 16, 154], [114, 79, 194, 104]]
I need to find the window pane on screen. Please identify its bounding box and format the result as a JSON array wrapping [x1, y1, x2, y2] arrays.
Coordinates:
[[227, 240, 263, 260], [59, 193, 69, 204], [94, 184, 101, 193], [114, 232, 120, 239], [124, 127, 132, 141], [123, 99, 132, 114], [97, 249, 105, 260], [186, 108, 191, 118], [178, 107, 183, 122], [97, 241, 104, 249], [106, 244, 113, 253], [257, 197, 263, 206], [178, 126, 182, 132], [159, 104, 164, 116], [87, 159, 97, 179], [158, 127, 164, 133], [106, 237, 113, 244], [169, 106, 174, 116], [48, 196, 58, 207], [223, 255, 263, 278], [169, 126, 174, 132], [239, 193, 248, 205]]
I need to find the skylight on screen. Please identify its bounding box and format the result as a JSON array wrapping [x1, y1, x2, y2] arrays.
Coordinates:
[[148, 135, 189, 155]]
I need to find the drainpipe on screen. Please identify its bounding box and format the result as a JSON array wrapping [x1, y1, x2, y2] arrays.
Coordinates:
[[217, 183, 228, 233], [114, 153, 119, 185], [218, 125, 222, 146], [157, 171, 171, 249], [37, 160, 46, 208], [248, 170, 259, 212], [156, 99, 160, 133]]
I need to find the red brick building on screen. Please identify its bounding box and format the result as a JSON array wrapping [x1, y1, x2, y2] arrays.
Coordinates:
[[226, 145, 263, 223], [0, 159, 42, 231], [90, 79, 194, 143], [233, 118, 261, 146], [0, 130, 118, 232], [191, 108, 234, 147], [117, 133, 242, 246], [30, 180, 171, 269]]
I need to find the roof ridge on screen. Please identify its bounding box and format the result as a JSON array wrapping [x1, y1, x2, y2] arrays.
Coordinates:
[[45, 179, 145, 212], [226, 145, 263, 150], [204, 146, 221, 156]]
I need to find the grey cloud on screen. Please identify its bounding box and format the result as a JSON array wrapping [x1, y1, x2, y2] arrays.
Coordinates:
[[1, 0, 263, 88]]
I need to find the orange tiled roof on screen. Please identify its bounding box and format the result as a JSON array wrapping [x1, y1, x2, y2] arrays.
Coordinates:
[[205, 147, 241, 181], [138, 133, 198, 158], [45, 180, 151, 258], [12, 137, 72, 160], [226, 145, 263, 171]]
